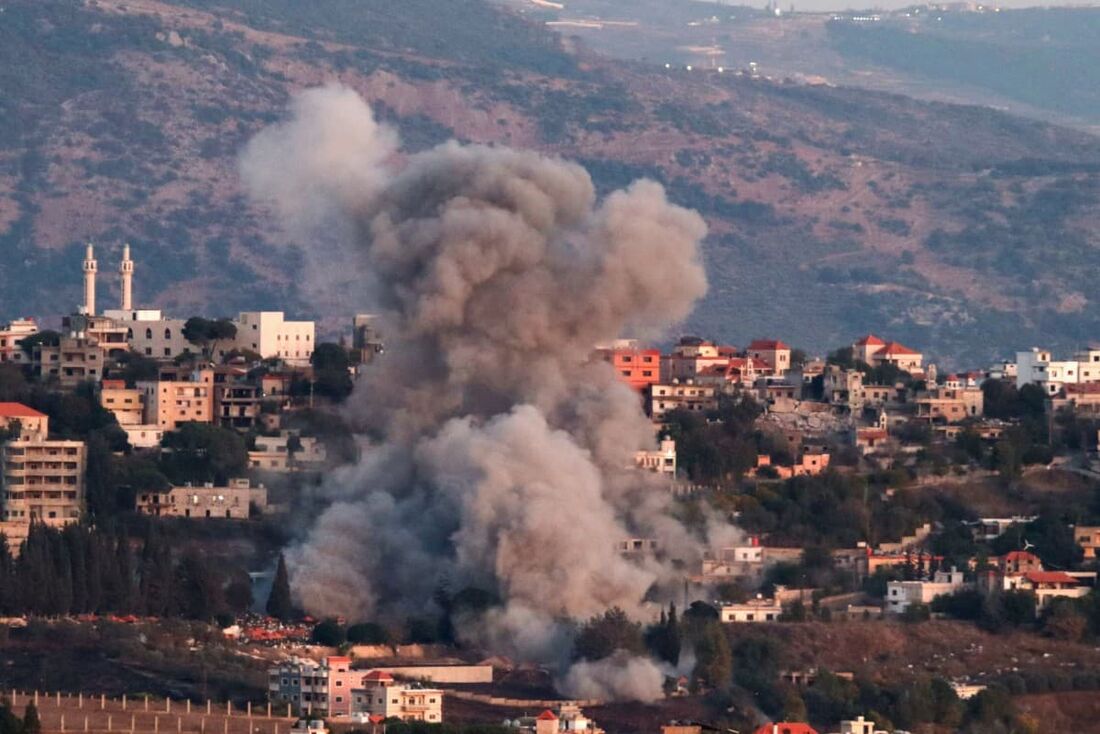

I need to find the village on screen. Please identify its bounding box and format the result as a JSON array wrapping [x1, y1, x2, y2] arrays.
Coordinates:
[[0, 245, 1098, 734]]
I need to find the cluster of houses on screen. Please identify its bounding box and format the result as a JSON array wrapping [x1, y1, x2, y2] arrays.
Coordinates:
[[0, 246, 382, 548]]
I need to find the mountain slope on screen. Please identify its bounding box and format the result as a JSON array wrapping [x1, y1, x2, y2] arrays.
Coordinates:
[[2, 0, 1100, 365]]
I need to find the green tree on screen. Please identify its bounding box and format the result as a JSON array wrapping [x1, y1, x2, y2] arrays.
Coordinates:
[[22, 701, 41, 734], [159, 423, 247, 484], [311, 619, 346, 646], [182, 317, 237, 360], [692, 621, 732, 690], [573, 607, 645, 661], [266, 553, 294, 621], [347, 622, 390, 645]]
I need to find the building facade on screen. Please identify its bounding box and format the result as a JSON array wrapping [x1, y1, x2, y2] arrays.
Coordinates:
[[135, 478, 266, 519]]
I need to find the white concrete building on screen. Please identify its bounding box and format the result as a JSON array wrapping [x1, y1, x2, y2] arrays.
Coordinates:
[[104, 309, 191, 359], [221, 312, 315, 366], [719, 597, 783, 623], [0, 318, 37, 365], [634, 438, 676, 475], [886, 567, 966, 613], [1015, 347, 1100, 396]]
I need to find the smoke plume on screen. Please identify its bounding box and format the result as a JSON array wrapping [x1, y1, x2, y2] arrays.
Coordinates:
[[242, 84, 719, 702]]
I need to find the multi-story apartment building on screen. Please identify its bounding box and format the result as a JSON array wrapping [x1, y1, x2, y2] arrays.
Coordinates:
[[269, 657, 361, 717], [351, 672, 443, 724], [596, 342, 661, 391], [1, 438, 86, 534], [137, 368, 214, 431]]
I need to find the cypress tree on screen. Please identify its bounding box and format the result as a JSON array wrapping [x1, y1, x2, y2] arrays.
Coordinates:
[[22, 701, 41, 734], [266, 553, 294, 621]]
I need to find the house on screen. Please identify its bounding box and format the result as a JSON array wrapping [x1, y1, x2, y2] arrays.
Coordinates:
[[1075, 525, 1100, 559], [831, 716, 886, 734], [1050, 383, 1100, 414], [634, 438, 676, 475], [719, 597, 783, 623], [747, 339, 792, 376], [249, 432, 327, 472], [752, 451, 830, 479], [661, 337, 736, 382], [872, 341, 923, 374], [824, 366, 864, 412], [916, 380, 984, 422], [135, 478, 267, 519], [100, 380, 145, 426], [0, 318, 37, 364], [997, 550, 1044, 575], [1009, 571, 1090, 609], [886, 567, 967, 613], [647, 381, 718, 420], [855, 427, 889, 455], [595, 341, 661, 391], [351, 671, 443, 724], [853, 335, 886, 365], [506, 707, 603, 734], [0, 403, 49, 440], [752, 723, 819, 734]]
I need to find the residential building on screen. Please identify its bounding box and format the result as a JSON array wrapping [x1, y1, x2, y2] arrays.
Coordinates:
[[824, 366, 864, 411], [135, 478, 267, 519], [215, 383, 262, 431], [719, 597, 783, 623], [916, 381, 984, 422], [996, 550, 1044, 575], [1006, 571, 1090, 609], [0, 403, 49, 440], [351, 671, 443, 724], [872, 341, 923, 373], [221, 312, 315, 366], [0, 318, 37, 364], [972, 516, 1036, 542], [62, 314, 129, 359], [596, 342, 661, 391], [634, 438, 676, 475], [269, 656, 361, 717], [852, 335, 886, 364], [33, 334, 106, 387], [1014, 347, 1100, 396], [747, 339, 791, 376], [1050, 383, 1100, 413], [752, 723, 819, 734], [1075, 525, 1100, 560], [886, 567, 967, 613], [647, 381, 718, 420], [138, 368, 214, 430], [508, 706, 603, 734], [1, 438, 86, 544], [833, 716, 884, 734], [105, 310, 191, 359], [661, 337, 736, 381], [752, 451, 830, 479], [249, 432, 327, 472], [120, 425, 164, 449], [100, 380, 146, 426]]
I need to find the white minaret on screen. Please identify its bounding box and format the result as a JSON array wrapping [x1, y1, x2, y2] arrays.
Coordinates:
[[82, 243, 98, 316], [119, 243, 134, 311]]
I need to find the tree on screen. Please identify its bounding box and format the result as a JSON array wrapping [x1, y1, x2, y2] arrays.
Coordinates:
[[692, 621, 732, 690], [159, 423, 247, 484], [22, 701, 41, 734], [311, 343, 354, 402], [347, 622, 390, 645], [18, 330, 59, 357], [182, 317, 237, 360], [267, 553, 294, 621], [1042, 600, 1087, 641], [572, 607, 645, 662], [311, 619, 346, 646]]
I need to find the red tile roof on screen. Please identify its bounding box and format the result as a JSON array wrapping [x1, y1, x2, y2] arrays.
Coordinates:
[[1002, 550, 1042, 564], [854, 334, 885, 346], [362, 671, 394, 682], [537, 711, 558, 721], [0, 402, 46, 418], [875, 341, 920, 356], [1024, 571, 1078, 585], [748, 339, 790, 351], [752, 724, 820, 734]]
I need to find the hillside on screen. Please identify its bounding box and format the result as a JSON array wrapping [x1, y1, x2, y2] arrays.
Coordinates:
[[3, 0, 1100, 364]]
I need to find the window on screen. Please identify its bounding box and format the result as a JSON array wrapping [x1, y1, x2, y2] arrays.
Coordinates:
[[165, 328, 172, 339], [145, 328, 153, 339]]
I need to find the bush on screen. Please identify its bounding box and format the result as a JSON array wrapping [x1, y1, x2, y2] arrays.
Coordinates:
[[347, 622, 390, 645], [310, 619, 346, 646]]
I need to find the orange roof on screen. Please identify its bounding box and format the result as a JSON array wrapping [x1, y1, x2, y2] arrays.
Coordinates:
[[1002, 550, 1041, 563], [1024, 571, 1077, 585], [752, 723, 820, 734], [101, 379, 127, 389], [363, 671, 394, 681], [0, 402, 46, 419], [875, 341, 920, 356], [537, 711, 558, 721], [857, 428, 888, 440], [716, 345, 738, 357], [854, 334, 885, 346], [748, 339, 790, 351]]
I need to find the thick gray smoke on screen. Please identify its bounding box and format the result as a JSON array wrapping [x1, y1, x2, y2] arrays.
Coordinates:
[[241, 84, 727, 701]]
